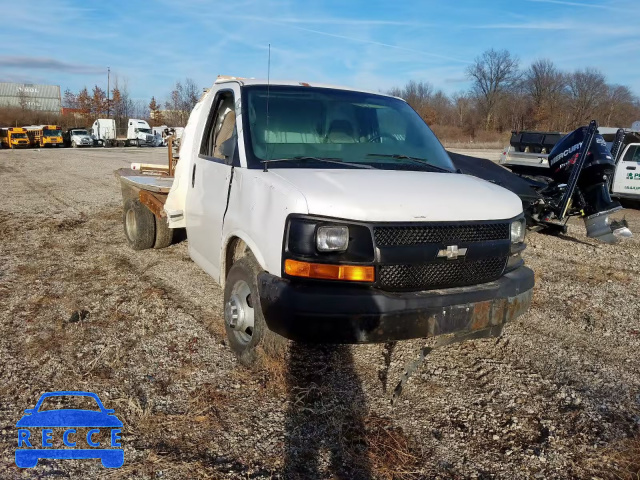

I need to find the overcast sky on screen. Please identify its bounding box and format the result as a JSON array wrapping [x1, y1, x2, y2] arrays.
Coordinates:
[[0, 0, 638, 104]]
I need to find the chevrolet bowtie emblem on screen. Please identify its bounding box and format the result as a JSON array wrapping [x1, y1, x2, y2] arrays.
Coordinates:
[[437, 245, 467, 260]]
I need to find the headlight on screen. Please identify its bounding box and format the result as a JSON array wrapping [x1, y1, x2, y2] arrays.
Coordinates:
[[510, 219, 526, 243], [316, 226, 349, 252]]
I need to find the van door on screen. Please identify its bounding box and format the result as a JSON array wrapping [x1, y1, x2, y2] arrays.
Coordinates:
[[186, 88, 240, 282], [612, 144, 640, 197]]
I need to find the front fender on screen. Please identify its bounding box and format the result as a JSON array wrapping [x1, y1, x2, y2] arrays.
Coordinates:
[[221, 168, 308, 284], [219, 231, 268, 289]]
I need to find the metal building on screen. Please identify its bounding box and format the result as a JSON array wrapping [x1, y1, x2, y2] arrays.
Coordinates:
[[0, 83, 62, 113]]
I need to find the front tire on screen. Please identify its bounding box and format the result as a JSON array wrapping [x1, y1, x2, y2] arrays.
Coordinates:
[[123, 198, 155, 250], [72, 141, 77, 148], [224, 256, 287, 366]]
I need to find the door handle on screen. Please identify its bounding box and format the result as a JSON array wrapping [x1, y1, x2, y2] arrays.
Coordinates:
[[191, 164, 196, 187], [626, 166, 636, 170]]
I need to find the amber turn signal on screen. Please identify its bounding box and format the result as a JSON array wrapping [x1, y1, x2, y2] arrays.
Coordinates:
[[284, 259, 375, 282]]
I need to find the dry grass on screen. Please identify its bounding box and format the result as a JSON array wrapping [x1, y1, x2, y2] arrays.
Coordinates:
[[597, 435, 640, 480], [432, 124, 510, 149], [366, 415, 423, 480], [443, 140, 505, 149]]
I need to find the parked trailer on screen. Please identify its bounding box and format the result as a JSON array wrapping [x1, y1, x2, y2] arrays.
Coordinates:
[[24, 125, 63, 148], [0, 127, 30, 148], [499, 125, 640, 205], [116, 76, 534, 368]]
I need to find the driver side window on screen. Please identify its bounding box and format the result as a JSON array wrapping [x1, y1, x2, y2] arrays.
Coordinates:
[[200, 90, 236, 159]]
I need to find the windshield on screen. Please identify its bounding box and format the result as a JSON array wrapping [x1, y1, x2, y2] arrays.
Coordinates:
[[242, 85, 454, 171], [12, 133, 27, 139], [44, 129, 62, 137], [136, 128, 152, 134], [72, 130, 88, 136]]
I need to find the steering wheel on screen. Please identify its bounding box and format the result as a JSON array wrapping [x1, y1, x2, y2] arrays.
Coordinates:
[[368, 133, 398, 143]]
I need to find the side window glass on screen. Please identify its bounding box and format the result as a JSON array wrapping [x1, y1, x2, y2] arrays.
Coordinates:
[[200, 91, 236, 158], [623, 145, 638, 163]]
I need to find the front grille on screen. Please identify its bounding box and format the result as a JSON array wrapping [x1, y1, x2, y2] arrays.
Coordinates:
[[379, 257, 507, 291], [374, 223, 510, 246]]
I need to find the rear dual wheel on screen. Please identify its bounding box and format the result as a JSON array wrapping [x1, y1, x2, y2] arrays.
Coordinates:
[[123, 199, 174, 250]]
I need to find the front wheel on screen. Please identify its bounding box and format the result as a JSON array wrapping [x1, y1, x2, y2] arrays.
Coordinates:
[[71, 141, 77, 148], [224, 256, 287, 366]]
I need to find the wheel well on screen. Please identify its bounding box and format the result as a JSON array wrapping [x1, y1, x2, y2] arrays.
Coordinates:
[[225, 237, 250, 279]]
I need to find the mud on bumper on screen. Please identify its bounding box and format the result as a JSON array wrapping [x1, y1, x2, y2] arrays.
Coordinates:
[[258, 266, 534, 344]]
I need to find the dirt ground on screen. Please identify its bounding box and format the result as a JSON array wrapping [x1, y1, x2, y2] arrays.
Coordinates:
[[1, 146, 639, 479]]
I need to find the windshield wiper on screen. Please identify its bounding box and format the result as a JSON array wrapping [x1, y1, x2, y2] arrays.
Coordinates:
[[261, 156, 375, 170], [365, 153, 452, 172]]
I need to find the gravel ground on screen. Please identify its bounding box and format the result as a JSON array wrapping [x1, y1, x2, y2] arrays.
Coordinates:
[[1, 147, 639, 479]]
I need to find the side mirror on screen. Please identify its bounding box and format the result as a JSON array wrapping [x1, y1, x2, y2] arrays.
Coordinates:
[[220, 136, 237, 165]]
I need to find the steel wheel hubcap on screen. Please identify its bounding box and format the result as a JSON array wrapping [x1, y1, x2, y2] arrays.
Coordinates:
[[225, 280, 254, 345]]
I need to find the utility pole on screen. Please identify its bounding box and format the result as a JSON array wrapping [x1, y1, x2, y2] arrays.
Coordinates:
[[107, 67, 110, 117]]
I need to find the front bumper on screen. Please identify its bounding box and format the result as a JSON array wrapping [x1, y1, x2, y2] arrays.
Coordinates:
[[258, 266, 534, 343]]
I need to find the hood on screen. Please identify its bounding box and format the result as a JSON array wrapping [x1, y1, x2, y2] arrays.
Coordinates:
[[269, 169, 523, 222], [72, 134, 92, 140]]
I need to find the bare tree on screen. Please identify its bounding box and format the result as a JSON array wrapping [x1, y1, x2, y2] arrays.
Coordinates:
[[388, 80, 438, 123], [524, 60, 565, 106], [164, 78, 201, 126], [523, 59, 567, 129], [451, 92, 473, 129], [603, 84, 637, 127], [567, 68, 607, 127], [16, 87, 31, 111], [466, 49, 521, 129], [62, 89, 78, 109]]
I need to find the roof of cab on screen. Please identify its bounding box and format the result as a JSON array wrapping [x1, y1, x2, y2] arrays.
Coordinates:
[[213, 75, 400, 99]]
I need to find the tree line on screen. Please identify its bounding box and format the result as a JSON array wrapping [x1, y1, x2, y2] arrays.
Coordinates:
[[389, 49, 640, 144], [0, 77, 201, 131], [61, 78, 200, 131], [3, 50, 639, 143]]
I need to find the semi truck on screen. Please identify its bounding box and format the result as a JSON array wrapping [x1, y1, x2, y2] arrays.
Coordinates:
[[0, 127, 30, 148], [24, 125, 64, 148], [62, 127, 94, 148], [92, 118, 160, 147], [116, 76, 534, 366]]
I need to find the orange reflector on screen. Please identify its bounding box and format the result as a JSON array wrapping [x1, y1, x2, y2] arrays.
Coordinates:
[[284, 259, 375, 282]]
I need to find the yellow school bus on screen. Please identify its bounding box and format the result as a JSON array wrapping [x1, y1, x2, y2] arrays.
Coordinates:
[[0, 127, 30, 149], [25, 125, 64, 147]]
